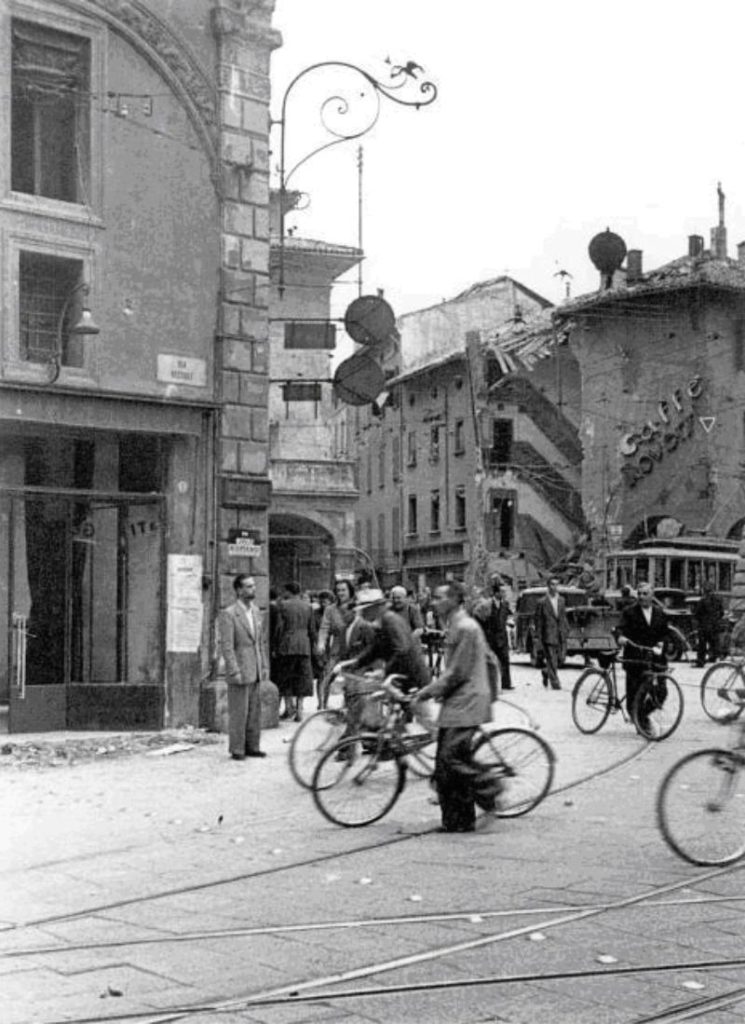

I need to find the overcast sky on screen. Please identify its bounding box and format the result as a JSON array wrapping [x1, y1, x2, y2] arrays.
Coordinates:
[[271, 0, 745, 320]]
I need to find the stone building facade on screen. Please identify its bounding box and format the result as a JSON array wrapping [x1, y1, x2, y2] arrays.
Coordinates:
[[0, 0, 279, 733], [353, 277, 582, 593], [268, 192, 362, 592], [558, 228, 745, 554]]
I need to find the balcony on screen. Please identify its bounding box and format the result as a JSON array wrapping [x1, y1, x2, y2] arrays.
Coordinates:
[[270, 458, 358, 497]]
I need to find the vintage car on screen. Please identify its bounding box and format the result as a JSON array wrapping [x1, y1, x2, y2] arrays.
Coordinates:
[[569, 588, 693, 662]]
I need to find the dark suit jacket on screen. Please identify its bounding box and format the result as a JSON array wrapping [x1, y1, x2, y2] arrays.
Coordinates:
[[352, 610, 430, 691], [534, 593, 569, 648], [474, 597, 512, 652], [274, 596, 316, 658], [618, 602, 671, 649]]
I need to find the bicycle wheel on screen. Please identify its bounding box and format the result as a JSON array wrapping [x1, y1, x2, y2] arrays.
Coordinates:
[[631, 674, 683, 741], [404, 722, 436, 778], [288, 708, 347, 789], [311, 734, 406, 828], [701, 662, 745, 722], [571, 668, 612, 734], [471, 728, 555, 818], [657, 748, 745, 865]]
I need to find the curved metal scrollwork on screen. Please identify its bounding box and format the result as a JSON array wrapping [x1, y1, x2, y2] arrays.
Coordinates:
[[275, 58, 438, 294]]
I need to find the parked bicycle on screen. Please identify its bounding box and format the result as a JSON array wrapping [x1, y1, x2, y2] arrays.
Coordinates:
[[700, 656, 745, 721], [657, 691, 745, 865], [571, 644, 684, 740], [288, 672, 435, 789], [311, 685, 555, 828]]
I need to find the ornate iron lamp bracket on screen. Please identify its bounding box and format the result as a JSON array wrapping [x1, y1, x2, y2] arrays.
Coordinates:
[[273, 58, 438, 296]]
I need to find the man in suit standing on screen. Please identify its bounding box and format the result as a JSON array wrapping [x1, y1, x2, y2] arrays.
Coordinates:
[[474, 575, 514, 690], [534, 576, 569, 690], [219, 574, 267, 760], [415, 580, 494, 832]]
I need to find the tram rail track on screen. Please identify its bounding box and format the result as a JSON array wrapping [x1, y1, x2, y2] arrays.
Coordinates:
[[0, 726, 651, 935], [5, 686, 739, 1024], [24, 858, 745, 1024]]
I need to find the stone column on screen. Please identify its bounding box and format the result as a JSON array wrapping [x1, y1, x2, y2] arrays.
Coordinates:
[[212, 1, 281, 610]]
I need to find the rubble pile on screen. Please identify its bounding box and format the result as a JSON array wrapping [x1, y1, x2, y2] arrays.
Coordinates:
[[0, 726, 220, 770]]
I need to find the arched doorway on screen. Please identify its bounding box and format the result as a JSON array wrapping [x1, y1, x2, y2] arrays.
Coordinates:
[[269, 514, 334, 594]]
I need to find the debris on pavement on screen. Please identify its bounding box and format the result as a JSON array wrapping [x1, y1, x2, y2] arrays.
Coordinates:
[[0, 726, 220, 771], [145, 742, 197, 757]]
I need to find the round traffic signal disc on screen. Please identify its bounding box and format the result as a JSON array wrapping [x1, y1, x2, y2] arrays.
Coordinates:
[[344, 294, 396, 347], [333, 352, 385, 406]]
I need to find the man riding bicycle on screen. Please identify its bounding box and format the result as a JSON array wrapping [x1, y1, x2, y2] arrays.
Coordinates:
[[332, 588, 432, 733]]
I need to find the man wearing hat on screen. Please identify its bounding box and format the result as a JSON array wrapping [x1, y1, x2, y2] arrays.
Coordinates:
[[333, 588, 430, 693]]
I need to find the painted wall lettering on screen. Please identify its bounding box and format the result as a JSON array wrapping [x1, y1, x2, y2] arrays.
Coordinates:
[[619, 377, 703, 488]]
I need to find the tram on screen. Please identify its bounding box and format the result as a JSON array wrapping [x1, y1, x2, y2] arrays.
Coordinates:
[[603, 536, 740, 603]]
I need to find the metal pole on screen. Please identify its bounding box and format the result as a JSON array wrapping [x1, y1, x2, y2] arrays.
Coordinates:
[[357, 145, 364, 298]]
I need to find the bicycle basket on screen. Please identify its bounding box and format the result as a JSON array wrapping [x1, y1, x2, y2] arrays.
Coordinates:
[[343, 673, 385, 731]]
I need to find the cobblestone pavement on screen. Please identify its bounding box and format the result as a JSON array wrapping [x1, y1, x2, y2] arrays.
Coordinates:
[[2, 658, 745, 1024]]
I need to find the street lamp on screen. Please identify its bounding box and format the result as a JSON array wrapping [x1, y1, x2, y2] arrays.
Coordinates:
[[45, 281, 100, 385], [273, 57, 438, 297]]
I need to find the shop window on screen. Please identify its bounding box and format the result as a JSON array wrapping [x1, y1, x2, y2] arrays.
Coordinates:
[[119, 436, 163, 493], [407, 494, 418, 535], [19, 251, 84, 365], [12, 19, 90, 203], [454, 419, 465, 454], [407, 431, 417, 467], [430, 489, 440, 533], [455, 486, 466, 530]]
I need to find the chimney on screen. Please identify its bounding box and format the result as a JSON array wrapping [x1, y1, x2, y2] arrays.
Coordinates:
[[626, 249, 643, 283], [711, 225, 728, 259], [688, 234, 705, 258], [738, 241, 745, 266]]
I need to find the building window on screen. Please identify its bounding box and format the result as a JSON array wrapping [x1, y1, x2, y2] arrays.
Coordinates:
[[392, 436, 401, 482], [455, 486, 466, 530], [12, 19, 91, 204], [407, 431, 417, 467], [454, 419, 465, 454], [407, 494, 418, 535], [366, 518, 373, 556], [378, 444, 385, 488], [430, 489, 440, 533], [429, 425, 440, 463], [377, 512, 385, 555], [354, 519, 362, 550], [492, 418, 514, 468], [392, 505, 400, 555], [485, 490, 515, 550], [366, 450, 372, 493], [19, 251, 85, 366]]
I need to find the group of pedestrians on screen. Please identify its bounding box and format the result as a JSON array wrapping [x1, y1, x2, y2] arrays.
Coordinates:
[[217, 565, 735, 830]]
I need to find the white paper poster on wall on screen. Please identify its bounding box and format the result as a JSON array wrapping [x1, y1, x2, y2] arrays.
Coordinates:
[[166, 554, 203, 653]]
